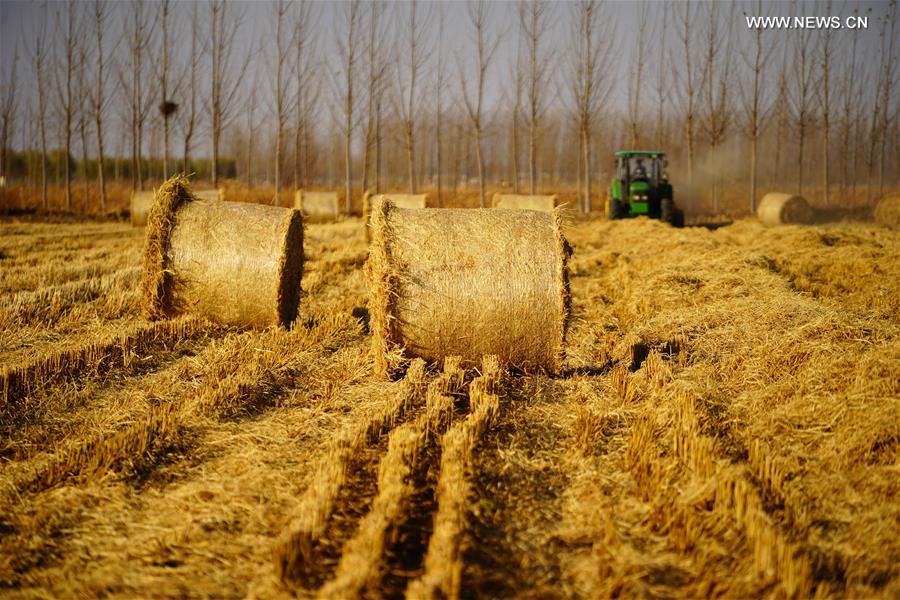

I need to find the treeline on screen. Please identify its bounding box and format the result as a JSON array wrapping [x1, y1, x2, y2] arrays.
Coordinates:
[[2, 151, 234, 186], [0, 0, 898, 215]]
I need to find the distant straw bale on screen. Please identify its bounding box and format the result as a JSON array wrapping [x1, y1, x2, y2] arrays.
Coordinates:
[[873, 194, 900, 229], [141, 176, 304, 329], [363, 191, 429, 218], [195, 188, 225, 202], [295, 190, 340, 219], [363, 191, 429, 241], [757, 193, 813, 226], [367, 199, 570, 377], [491, 193, 559, 212], [130, 190, 155, 227]]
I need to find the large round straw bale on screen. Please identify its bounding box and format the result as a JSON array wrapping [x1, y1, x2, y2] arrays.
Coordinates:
[[130, 190, 156, 227], [295, 190, 340, 219], [367, 199, 570, 377], [491, 193, 559, 212], [195, 188, 225, 202], [757, 192, 813, 226], [873, 194, 900, 229], [141, 176, 304, 329]]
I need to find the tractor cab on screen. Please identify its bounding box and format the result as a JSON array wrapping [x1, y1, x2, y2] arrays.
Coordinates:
[[607, 151, 682, 227]]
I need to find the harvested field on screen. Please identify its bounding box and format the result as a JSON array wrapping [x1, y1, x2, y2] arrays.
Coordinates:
[[1, 213, 898, 598]]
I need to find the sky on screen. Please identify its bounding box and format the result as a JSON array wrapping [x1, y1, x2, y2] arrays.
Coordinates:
[[0, 0, 895, 156]]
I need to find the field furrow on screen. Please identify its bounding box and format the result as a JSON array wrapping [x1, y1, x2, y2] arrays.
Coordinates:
[[407, 356, 502, 599], [272, 359, 429, 590], [0, 267, 141, 330], [317, 358, 465, 599], [0, 317, 209, 431]]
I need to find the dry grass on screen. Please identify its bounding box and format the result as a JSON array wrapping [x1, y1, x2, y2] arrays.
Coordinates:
[[1, 205, 897, 598]]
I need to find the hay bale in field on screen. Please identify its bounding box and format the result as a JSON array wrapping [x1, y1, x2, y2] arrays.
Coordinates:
[[873, 194, 900, 229], [363, 191, 429, 218], [130, 190, 156, 227], [195, 188, 225, 202], [141, 175, 304, 329], [363, 191, 429, 241], [757, 193, 813, 226], [491, 193, 559, 212], [367, 199, 570, 377], [295, 190, 340, 219]]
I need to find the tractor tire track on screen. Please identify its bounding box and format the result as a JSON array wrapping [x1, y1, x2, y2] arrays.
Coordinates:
[[316, 358, 465, 599], [272, 359, 429, 590], [406, 356, 502, 599]]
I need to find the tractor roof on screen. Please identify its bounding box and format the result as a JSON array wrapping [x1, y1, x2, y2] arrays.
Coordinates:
[[615, 150, 666, 158]]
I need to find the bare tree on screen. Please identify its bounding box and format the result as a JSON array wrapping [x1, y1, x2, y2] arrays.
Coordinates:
[[156, 0, 180, 180], [31, 9, 52, 211], [394, 1, 431, 193], [181, 2, 203, 174], [271, 0, 291, 205], [361, 1, 388, 193], [700, 2, 734, 213], [0, 45, 18, 207], [740, 0, 775, 214], [122, 0, 156, 192], [838, 6, 863, 199], [292, 1, 317, 190], [877, 0, 898, 197], [626, 0, 649, 148], [461, 1, 501, 208], [816, 1, 835, 206], [433, 5, 446, 206], [511, 44, 524, 193], [209, 0, 250, 188], [675, 1, 703, 190], [89, 0, 115, 211], [335, 0, 361, 212], [54, 0, 80, 210], [788, 21, 816, 195], [520, 0, 553, 194], [76, 40, 90, 207], [653, 3, 670, 149], [568, 0, 613, 213], [246, 62, 260, 189]]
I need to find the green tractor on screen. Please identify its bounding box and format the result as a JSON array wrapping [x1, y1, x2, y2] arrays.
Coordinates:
[[607, 151, 683, 227]]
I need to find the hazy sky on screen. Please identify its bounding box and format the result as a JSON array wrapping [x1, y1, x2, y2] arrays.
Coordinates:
[[0, 0, 894, 154]]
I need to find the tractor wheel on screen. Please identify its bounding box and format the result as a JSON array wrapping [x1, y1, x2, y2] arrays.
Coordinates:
[[608, 198, 625, 220], [661, 198, 683, 227]]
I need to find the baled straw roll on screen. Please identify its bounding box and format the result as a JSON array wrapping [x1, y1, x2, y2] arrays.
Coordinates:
[[295, 190, 340, 219], [130, 190, 155, 227], [141, 176, 304, 329], [367, 199, 570, 378], [757, 192, 813, 226], [491, 193, 559, 212], [874, 194, 900, 229]]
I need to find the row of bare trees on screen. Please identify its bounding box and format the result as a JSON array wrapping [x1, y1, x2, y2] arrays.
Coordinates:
[[1, 0, 898, 215]]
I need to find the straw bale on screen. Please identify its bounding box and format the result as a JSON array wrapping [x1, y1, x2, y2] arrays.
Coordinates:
[[295, 190, 340, 219], [873, 194, 900, 229], [130, 190, 156, 227], [141, 176, 304, 329], [195, 188, 225, 202], [757, 193, 813, 226], [491, 193, 559, 212], [363, 192, 429, 241], [367, 199, 570, 377]]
